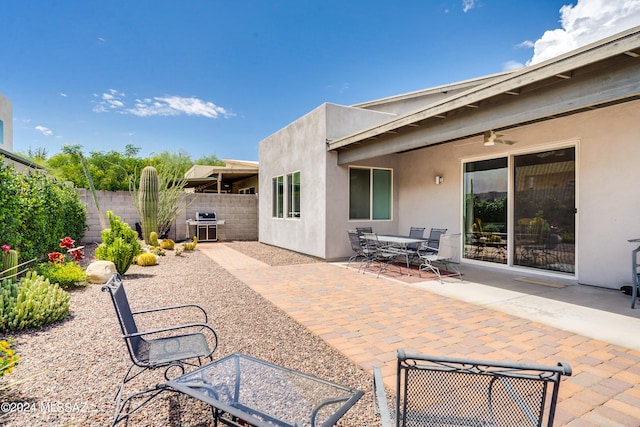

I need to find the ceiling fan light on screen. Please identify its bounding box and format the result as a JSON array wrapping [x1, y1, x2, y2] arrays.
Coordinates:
[[483, 130, 496, 146]]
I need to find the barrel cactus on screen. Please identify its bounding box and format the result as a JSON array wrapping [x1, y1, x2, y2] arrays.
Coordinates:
[[182, 236, 197, 251], [160, 239, 175, 250], [135, 252, 157, 266], [139, 166, 159, 245], [149, 231, 159, 247]]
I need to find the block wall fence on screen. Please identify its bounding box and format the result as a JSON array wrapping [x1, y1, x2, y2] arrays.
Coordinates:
[[77, 189, 259, 244]]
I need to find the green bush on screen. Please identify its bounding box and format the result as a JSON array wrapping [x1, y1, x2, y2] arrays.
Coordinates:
[[0, 160, 87, 263], [96, 211, 142, 275], [35, 262, 87, 289], [0, 271, 70, 332]]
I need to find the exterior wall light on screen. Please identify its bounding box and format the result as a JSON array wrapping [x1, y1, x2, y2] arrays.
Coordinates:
[[435, 176, 443, 185]]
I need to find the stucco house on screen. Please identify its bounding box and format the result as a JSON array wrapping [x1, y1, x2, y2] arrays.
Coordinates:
[[0, 92, 42, 172], [259, 25, 640, 290]]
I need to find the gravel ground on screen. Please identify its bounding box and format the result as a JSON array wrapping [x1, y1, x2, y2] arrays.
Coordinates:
[[1, 242, 381, 426]]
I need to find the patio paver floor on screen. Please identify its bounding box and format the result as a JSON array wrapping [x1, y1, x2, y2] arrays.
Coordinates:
[[199, 243, 640, 426]]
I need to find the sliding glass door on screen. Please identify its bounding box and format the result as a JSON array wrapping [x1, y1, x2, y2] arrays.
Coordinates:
[[463, 147, 575, 274], [463, 158, 508, 264], [513, 148, 575, 272]]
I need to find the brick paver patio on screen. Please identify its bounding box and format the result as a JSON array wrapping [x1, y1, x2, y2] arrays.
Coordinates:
[[200, 244, 640, 426]]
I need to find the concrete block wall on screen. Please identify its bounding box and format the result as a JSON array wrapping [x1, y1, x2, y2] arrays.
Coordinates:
[[78, 189, 140, 243], [77, 189, 258, 243]]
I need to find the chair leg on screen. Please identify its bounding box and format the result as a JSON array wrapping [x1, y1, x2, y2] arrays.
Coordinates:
[[419, 261, 441, 283], [112, 385, 167, 426]]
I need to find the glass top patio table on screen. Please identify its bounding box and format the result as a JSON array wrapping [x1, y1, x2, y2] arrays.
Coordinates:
[[163, 353, 364, 427]]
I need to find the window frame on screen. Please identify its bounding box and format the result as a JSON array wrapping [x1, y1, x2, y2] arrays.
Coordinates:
[[286, 171, 301, 219], [348, 166, 393, 221], [272, 175, 284, 218]]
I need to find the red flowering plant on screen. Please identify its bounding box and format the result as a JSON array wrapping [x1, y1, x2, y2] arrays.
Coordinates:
[[49, 237, 84, 264], [37, 237, 87, 289]]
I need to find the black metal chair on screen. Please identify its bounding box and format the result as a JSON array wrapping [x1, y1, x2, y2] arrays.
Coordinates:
[[374, 349, 572, 427], [355, 226, 373, 236], [360, 232, 404, 278], [425, 227, 447, 254], [102, 273, 218, 425], [347, 229, 376, 271]]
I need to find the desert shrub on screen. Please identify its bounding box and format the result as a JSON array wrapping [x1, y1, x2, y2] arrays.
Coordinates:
[[0, 160, 87, 263], [96, 211, 141, 275], [0, 271, 70, 332], [35, 262, 86, 289]]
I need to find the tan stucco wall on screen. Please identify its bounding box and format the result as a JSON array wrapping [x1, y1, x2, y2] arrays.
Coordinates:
[[394, 100, 640, 289]]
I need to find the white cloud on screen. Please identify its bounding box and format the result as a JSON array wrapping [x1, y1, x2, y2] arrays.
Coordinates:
[[35, 125, 53, 136], [503, 60, 525, 70], [462, 0, 476, 13], [92, 90, 233, 119], [527, 0, 640, 65]]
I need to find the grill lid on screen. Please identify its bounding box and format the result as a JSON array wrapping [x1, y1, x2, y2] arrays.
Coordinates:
[[196, 212, 216, 220]]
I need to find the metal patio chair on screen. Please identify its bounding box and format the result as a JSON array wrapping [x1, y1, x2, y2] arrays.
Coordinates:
[[425, 227, 447, 254], [347, 229, 376, 271], [374, 349, 572, 427], [356, 226, 373, 236], [361, 232, 403, 278], [102, 273, 218, 425], [417, 233, 462, 283]]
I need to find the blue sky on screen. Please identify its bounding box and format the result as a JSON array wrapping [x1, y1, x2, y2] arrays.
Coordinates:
[[2, 0, 640, 162]]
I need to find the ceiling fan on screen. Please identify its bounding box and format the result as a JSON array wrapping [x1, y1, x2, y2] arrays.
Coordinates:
[[483, 130, 516, 146]]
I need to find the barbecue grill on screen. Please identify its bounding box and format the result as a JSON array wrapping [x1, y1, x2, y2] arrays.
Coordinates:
[[186, 212, 219, 242]]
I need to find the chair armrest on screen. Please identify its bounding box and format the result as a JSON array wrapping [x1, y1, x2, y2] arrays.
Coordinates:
[[123, 322, 214, 339], [417, 245, 439, 256], [373, 366, 392, 427], [132, 303, 208, 323]]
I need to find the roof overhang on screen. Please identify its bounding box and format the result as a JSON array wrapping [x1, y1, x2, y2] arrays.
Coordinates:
[[329, 26, 640, 165], [0, 147, 44, 170]]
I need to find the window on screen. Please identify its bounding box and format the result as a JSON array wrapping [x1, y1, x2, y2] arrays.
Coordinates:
[[0, 120, 3, 145], [349, 167, 392, 220], [239, 187, 255, 194], [287, 171, 301, 218], [272, 176, 284, 218]]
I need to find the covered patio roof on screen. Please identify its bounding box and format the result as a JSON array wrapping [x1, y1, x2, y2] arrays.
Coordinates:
[[183, 159, 258, 193], [328, 26, 640, 164]]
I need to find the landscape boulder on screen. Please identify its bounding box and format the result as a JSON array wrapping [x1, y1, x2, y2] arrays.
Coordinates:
[[86, 260, 117, 284]]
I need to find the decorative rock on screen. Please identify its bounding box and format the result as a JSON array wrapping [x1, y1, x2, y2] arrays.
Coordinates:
[[86, 260, 117, 284]]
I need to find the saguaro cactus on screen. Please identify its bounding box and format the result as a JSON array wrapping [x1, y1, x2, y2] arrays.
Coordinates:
[[1, 250, 18, 284], [139, 166, 159, 245]]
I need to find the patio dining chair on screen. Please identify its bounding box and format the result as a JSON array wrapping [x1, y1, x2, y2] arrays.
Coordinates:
[[407, 226, 426, 251], [355, 226, 373, 236], [347, 229, 376, 271], [360, 232, 403, 278], [424, 227, 447, 255], [102, 273, 218, 426], [417, 233, 462, 283], [374, 349, 572, 427]]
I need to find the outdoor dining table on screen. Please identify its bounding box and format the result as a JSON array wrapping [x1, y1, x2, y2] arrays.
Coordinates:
[[162, 353, 364, 427], [364, 234, 427, 276]]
